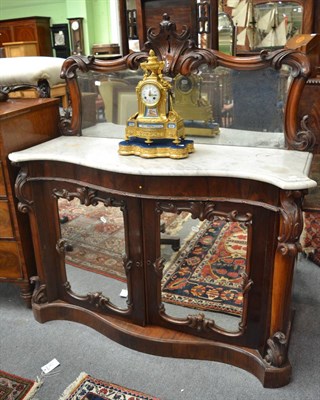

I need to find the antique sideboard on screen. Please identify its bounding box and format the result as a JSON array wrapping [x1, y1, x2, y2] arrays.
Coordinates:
[[8, 15, 319, 387], [0, 98, 60, 305]]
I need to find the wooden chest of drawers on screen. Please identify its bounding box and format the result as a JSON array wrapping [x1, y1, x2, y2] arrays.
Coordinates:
[[0, 98, 60, 306]]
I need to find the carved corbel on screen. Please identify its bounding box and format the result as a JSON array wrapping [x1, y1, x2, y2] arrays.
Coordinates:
[[277, 190, 304, 257], [30, 276, 48, 305], [14, 165, 34, 214], [287, 115, 316, 152], [264, 331, 288, 368]]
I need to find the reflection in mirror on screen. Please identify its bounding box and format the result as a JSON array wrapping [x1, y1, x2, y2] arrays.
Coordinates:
[[58, 198, 129, 310], [222, 1, 303, 53], [160, 212, 249, 334], [218, 12, 235, 55], [78, 63, 293, 150], [171, 64, 292, 147], [78, 69, 143, 138]]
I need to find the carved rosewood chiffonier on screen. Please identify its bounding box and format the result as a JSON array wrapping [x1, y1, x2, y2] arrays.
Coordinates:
[[8, 16, 318, 387]]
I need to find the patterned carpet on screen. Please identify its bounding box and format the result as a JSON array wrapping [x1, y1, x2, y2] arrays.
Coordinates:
[[162, 218, 247, 316], [302, 211, 320, 266], [59, 199, 247, 316], [0, 370, 39, 400], [59, 198, 188, 281], [59, 372, 160, 400]]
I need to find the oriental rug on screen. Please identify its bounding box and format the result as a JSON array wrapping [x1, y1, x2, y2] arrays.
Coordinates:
[[162, 218, 247, 316], [59, 199, 188, 282], [59, 199, 248, 316], [0, 370, 39, 400], [302, 211, 320, 267], [59, 372, 160, 400]]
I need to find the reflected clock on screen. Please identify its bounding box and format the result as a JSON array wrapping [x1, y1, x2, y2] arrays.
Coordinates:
[[173, 74, 219, 137]]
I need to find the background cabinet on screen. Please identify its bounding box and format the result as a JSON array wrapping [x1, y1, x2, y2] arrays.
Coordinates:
[[0, 16, 52, 56], [0, 98, 60, 305]]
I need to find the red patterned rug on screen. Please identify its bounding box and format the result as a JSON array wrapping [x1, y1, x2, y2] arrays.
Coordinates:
[[59, 372, 160, 400], [0, 370, 39, 400], [162, 218, 247, 316], [302, 211, 320, 266], [59, 200, 247, 316], [59, 199, 187, 282]]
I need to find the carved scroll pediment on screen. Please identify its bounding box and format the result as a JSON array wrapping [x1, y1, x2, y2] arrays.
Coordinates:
[[143, 13, 211, 76]]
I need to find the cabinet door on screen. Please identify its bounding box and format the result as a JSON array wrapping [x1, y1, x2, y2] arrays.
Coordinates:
[[0, 26, 12, 46], [13, 23, 37, 42]]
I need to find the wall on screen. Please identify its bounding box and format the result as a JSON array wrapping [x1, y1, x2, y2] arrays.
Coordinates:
[[0, 0, 118, 55]]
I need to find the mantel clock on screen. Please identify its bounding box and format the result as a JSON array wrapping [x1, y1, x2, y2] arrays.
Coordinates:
[[119, 50, 194, 159], [174, 74, 219, 137]]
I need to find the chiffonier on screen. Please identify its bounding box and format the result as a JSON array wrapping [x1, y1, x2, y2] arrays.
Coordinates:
[[0, 98, 60, 305], [7, 14, 320, 388]]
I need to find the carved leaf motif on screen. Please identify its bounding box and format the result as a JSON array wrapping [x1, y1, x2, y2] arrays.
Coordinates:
[[277, 190, 304, 257], [52, 187, 125, 209], [14, 166, 34, 213], [156, 201, 252, 223], [264, 331, 288, 367]]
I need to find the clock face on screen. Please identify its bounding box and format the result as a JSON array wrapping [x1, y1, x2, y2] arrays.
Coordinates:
[[71, 21, 80, 31], [141, 84, 161, 106], [177, 76, 193, 94]]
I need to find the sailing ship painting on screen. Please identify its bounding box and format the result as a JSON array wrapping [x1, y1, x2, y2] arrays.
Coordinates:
[[225, 0, 303, 51]]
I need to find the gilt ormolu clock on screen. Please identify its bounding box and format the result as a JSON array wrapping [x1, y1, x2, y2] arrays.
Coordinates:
[[173, 74, 219, 137], [119, 50, 194, 159]]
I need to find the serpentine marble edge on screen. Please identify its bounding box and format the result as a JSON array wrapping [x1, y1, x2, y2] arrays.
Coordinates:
[[8, 136, 316, 191]]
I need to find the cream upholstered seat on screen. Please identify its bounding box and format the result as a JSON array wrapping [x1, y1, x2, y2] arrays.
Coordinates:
[[0, 56, 68, 108]]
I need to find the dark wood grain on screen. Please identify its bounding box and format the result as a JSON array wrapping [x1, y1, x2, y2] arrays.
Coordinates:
[[0, 98, 60, 306]]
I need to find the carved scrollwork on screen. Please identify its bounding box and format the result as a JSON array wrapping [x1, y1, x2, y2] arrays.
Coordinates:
[[186, 313, 217, 332], [14, 166, 34, 214], [153, 257, 166, 278], [260, 48, 310, 78], [159, 306, 246, 336], [87, 291, 111, 308], [277, 190, 304, 257], [56, 238, 73, 254], [156, 201, 252, 223], [264, 331, 288, 368], [287, 115, 316, 152], [144, 13, 193, 76], [81, 290, 133, 314], [30, 276, 48, 305], [52, 187, 125, 210]]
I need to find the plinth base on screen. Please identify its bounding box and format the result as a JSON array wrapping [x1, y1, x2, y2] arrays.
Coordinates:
[[32, 300, 292, 388], [118, 137, 194, 159]]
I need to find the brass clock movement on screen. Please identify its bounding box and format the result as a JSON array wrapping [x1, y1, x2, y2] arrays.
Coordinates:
[[173, 74, 219, 137], [119, 50, 194, 159]]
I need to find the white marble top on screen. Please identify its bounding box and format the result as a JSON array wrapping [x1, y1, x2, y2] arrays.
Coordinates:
[[8, 136, 316, 190]]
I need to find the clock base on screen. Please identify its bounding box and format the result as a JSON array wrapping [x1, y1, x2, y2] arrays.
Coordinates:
[[184, 120, 220, 137], [118, 137, 194, 159]]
